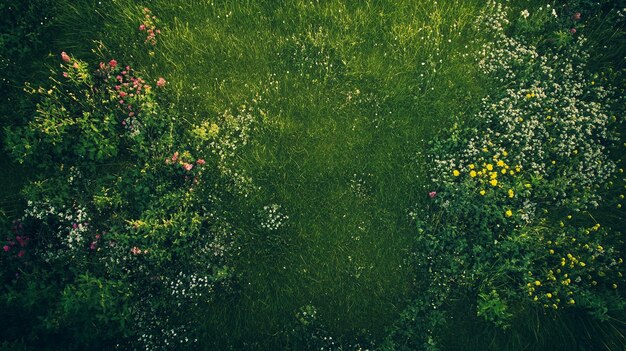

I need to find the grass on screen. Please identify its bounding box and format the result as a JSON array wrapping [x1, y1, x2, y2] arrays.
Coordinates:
[[2, 0, 624, 349]]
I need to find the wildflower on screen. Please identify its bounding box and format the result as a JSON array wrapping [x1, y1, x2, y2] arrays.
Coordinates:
[[549, 249, 554, 254], [502, 150, 508, 157], [156, 77, 167, 87], [453, 170, 460, 177], [570, 28, 577, 34], [486, 164, 493, 171], [505, 209, 513, 217], [521, 9, 530, 19], [479, 190, 486, 196], [17, 250, 25, 258], [508, 189, 514, 198], [130, 246, 142, 255], [490, 179, 498, 187], [501, 168, 507, 174], [470, 170, 477, 178], [497, 160, 504, 167], [546, 293, 552, 298], [572, 12, 581, 21], [139, 24, 146, 31], [469, 164, 475, 169], [428, 191, 437, 198], [171, 151, 179, 162], [196, 159, 206, 165], [109, 59, 118, 68], [183, 163, 193, 171], [61, 51, 71, 62], [535, 280, 541, 286], [2, 245, 9, 252]]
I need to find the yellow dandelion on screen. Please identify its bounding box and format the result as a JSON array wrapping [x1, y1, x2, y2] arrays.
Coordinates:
[[479, 189, 486, 196], [469, 164, 475, 170], [508, 189, 514, 198], [501, 168, 507, 174], [497, 160, 505, 167], [515, 165, 521, 172], [490, 172, 498, 179], [490, 179, 498, 187], [505, 209, 513, 217], [535, 280, 541, 286], [470, 170, 477, 178], [549, 249, 554, 254], [509, 170, 515, 175], [546, 293, 552, 298], [486, 164, 493, 171], [502, 150, 508, 157], [453, 170, 460, 177]]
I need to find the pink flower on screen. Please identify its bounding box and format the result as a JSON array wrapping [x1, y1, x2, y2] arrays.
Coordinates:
[[570, 28, 577, 34], [156, 77, 167, 87], [109, 59, 118, 68], [72, 223, 78, 229], [130, 246, 142, 255], [61, 51, 71, 63], [172, 151, 179, 162], [72, 62, 79, 69], [196, 159, 206, 165], [17, 250, 25, 258], [2, 245, 9, 252], [572, 12, 581, 21], [90, 242, 97, 250], [62, 72, 68, 78], [183, 163, 193, 171], [428, 191, 437, 198], [139, 24, 146, 31], [119, 91, 127, 98]]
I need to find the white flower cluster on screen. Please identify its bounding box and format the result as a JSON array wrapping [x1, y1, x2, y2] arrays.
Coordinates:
[[166, 271, 214, 302], [433, 1, 620, 210], [23, 200, 91, 255], [260, 203, 289, 231]]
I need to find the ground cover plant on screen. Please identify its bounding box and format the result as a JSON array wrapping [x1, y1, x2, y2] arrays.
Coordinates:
[[0, 0, 624, 350]]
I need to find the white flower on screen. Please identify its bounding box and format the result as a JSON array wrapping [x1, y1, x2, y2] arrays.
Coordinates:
[[552, 9, 557, 18], [521, 9, 530, 19]]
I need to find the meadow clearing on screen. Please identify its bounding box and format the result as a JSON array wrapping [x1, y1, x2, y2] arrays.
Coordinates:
[[0, 0, 624, 350]]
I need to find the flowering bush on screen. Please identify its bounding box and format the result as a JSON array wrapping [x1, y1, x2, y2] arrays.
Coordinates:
[[388, 2, 625, 349], [1, 48, 247, 349]]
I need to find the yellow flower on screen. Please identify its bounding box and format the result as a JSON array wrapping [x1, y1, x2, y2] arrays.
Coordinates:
[[490, 179, 498, 187], [470, 170, 477, 178], [509, 170, 515, 175], [502, 150, 508, 157], [518, 117, 524, 122], [479, 190, 486, 196], [515, 165, 521, 172], [508, 189, 514, 198], [497, 160, 505, 167], [505, 209, 513, 217], [546, 293, 552, 298], [501, 168, 507, 174], [533, 296, 538, 301], [549, 249, 554, 254], [453, 170, 460, 177], [469, 164, 475, 169], [534, 280, 541, 286], [490, 172, 498, 179], [486, 164, 493, 171], [613, 284, 618, 289]]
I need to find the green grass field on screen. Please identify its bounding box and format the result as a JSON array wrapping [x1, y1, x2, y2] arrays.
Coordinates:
[[1, 0, 624, 349]]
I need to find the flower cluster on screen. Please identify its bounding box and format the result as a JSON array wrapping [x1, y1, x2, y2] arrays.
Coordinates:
[[259, 204, 289, 231], [138, 7, 160, 46], [2, 220, 30, 258]]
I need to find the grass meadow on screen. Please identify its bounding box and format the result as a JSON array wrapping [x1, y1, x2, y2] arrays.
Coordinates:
[[1, 0, 624, 350]]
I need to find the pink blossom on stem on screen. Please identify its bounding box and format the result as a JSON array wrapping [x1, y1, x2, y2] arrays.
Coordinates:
[[139, 24, 146, 31], [196, 159, 206, 165], [2, 245, 9, 252], [183, 163, 193, 171], [109, 59, 118, 68], [172, 151, 179, 162], [61, 51, 71, 62], [17, 250, 25, 258], [156, 77, 167, 87], [130, 246, 142, 255], [429, 191, 437, 198]]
